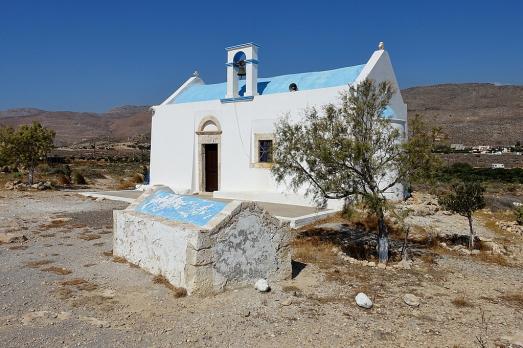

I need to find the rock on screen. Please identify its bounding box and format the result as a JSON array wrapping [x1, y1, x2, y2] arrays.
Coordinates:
[[254, 279, 270, 292], [4, 182, 14, 190], [31, 183, 39, 189], [403, 294, 420, 307], [377, 263, 386, 269], [0, 232, 27, 244], [471, 249, 480, 255], [367, 261, 376, 267], [395, 259, 412, 270], [355, 292, 373, 309], [459, 248, 471, 256], [281, 298, 293, 306]]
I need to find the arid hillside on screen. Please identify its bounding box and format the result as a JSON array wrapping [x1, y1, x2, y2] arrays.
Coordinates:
[[402, 83, 523, 146], [0, 106, 151, 146]]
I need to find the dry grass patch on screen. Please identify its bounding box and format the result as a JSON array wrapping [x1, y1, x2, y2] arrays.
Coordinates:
[[473, 252, 510, 267], [8, 245, 28, 250], [112, 256, 127, 264], [40, 233, 55, 238], [451, 296, 474, 308], [60, 278, 87, 286], [54, 287, 74, 300], [26, 259, 53, 268], [41, 266, 72, 275], [102, 250, 113, 257], [152, 275, 187, 298], [500, 292, 523, 308], [92, 242, 104, 246], [71, 295, 115, 311], [292, 237, 338, 265], [76, 282, 98, 291], [78, 234, 101, 241]]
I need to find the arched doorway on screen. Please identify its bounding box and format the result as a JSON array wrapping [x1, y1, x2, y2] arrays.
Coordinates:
[[196, 116, 222, 193]]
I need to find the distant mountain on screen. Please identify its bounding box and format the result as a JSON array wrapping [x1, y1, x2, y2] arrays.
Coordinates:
[[2, 83, 522, 147], [402, 83, 523, 146], [0, 106, 152, 146]]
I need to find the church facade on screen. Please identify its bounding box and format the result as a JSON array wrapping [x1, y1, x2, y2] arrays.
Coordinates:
[[149, 43, 407, 208]]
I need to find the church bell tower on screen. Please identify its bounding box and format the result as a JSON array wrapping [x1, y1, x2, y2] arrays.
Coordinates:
[[225, 43, 259, 100]]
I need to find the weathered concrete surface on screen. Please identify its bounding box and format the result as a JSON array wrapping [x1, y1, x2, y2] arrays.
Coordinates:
[[113, 187, 291, 295]]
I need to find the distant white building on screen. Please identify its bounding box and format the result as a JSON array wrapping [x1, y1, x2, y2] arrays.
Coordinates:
[[491, 163, 505, 169], [149, 43, 407, 208]]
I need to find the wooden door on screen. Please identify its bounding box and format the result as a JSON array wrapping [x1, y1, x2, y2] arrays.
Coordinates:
[[204, 144, 218, 192]]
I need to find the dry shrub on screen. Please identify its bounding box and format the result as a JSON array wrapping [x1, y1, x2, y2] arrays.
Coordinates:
[[41, 233, 55, 238], [451, 296, 474, 308], [78, 234, 101, 241], [102, 250, 113, 257], [83, 263, 96, 267], [152, 275, 187, 298], [473, 252, 509, 267], [60, 278, 87, 286], [72, 172, 87, 185], [116, 179, 136, 190], [41, 266, 72, 275], [112, 256, 128, 264], [500, 293, 523, 308], [129, 262, 139, 268], [55, 174, 71, 186], [131, 173, 144, 184], [76, 282, 98, 291], [26, 259, 53, 268], [292, 237, 338, 264], [92, 242, 104, 246]]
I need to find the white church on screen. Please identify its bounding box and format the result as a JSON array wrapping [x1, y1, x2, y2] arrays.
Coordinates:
[[149, 42, 407, 208]]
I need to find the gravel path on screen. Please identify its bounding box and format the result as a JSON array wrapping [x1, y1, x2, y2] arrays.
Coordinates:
[[0, 191, 522, 347]]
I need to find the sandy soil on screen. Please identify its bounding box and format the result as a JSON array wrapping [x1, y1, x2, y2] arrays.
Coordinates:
[[0, 191, 522, 347]]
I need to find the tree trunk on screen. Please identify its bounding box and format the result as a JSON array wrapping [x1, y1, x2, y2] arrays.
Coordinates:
[[377, 208, 389, 264], [29, 160, 34, 185], [467, 212, 475, 250]]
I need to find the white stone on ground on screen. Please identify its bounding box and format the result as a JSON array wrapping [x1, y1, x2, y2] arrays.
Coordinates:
[[255, 279, 270, 292], [355, 292, 373, 309], [403, 293, 420, 307]]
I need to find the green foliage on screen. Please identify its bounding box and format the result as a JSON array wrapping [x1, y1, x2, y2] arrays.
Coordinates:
[[515, 206, 523, 226], [271, 79, 440, 262], [271, 78, 400, 208], [437, 163, 523, 184], [438, 181, 486, 217], [0, 122, 55, 184], [401, 113, 442, 185], [438, 181, 485, 249]]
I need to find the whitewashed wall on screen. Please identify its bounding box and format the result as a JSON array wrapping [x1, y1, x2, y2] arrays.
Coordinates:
[[149, 49, 407, 208]]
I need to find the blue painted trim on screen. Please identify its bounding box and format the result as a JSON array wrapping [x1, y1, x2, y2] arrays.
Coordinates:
[[220, 96, 254, 103], [225, 59, 259, 67], [225, 42, 260, 50]]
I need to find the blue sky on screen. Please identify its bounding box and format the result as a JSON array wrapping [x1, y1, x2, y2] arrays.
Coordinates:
[[1, 0, 522, 112]]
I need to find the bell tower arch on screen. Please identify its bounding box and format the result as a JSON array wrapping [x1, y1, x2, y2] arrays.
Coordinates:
[[225, 43, 259, 100]]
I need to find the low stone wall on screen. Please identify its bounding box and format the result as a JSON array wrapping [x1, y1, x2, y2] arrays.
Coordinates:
[[113, 188, 291, 295]]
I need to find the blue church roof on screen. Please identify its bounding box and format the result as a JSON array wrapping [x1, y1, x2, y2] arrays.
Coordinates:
[[173, 64, 366, 104]]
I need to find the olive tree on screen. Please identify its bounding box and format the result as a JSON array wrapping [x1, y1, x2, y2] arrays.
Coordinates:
[[271, 79, 438, 263], [438, 181, 485, 249], [0, 122, 55, 184]]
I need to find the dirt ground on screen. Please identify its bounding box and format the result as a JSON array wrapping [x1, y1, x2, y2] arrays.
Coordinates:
[[1, 190, 522, 347]]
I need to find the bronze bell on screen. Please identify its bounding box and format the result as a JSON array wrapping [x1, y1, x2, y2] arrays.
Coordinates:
[[236, 60, 246, 78]]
